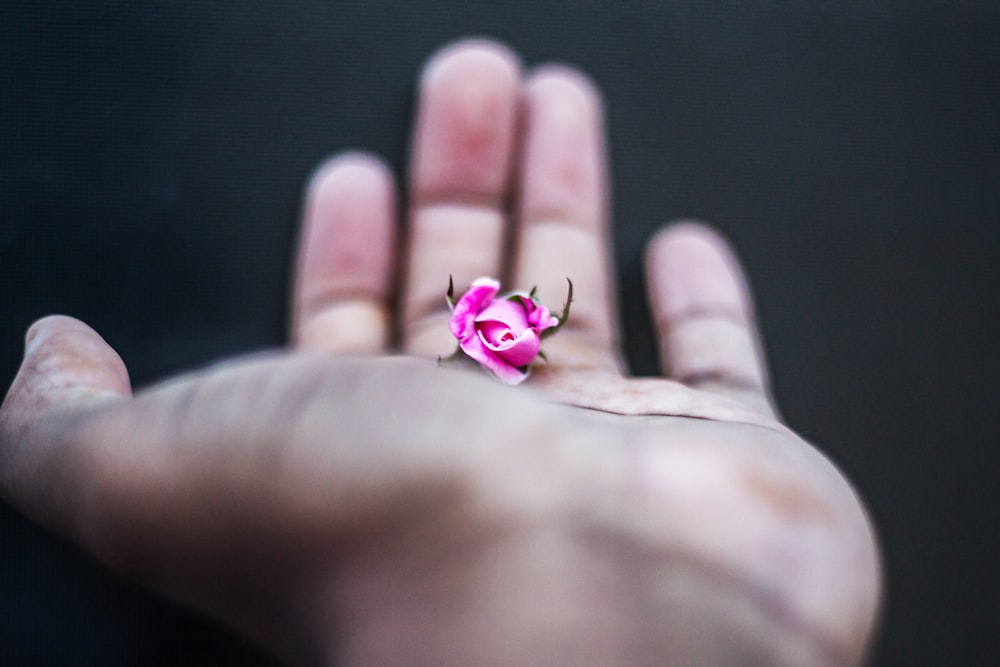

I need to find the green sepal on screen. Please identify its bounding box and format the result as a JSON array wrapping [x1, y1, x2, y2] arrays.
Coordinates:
[[445, 275, 456, 311], [541, 278, 573, 340], [536, 349, 548, 363], [504, 289, 530, 303], [437, 344, 464, 366]]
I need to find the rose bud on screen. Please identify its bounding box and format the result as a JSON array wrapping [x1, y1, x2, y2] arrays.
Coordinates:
[[448, 277, 560, 385]]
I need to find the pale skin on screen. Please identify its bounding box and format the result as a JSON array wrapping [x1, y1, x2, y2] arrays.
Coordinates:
[[0, 39, 880, 667]]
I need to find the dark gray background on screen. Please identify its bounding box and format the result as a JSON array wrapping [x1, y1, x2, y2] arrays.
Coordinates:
[[2, 2, 998, 665]]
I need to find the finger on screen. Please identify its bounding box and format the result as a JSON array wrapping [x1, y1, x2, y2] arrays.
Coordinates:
[[292, 153, 396, 354], [1, 315, 131, 534], [512, 67, 620, 372], [401, 39, 521, 356], [0, 342, 521, 662], [4, 349, 557, 658], [645, 222, 777, 416]]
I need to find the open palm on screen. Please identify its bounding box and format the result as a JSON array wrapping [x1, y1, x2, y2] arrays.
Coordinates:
[[1, 40, 879, 666]]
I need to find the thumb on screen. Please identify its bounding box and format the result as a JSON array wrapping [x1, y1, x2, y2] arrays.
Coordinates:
[[1, 315, 131, 532], [4, 314, 131, 414]]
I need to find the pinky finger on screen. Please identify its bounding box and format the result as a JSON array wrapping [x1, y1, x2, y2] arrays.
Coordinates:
[[645, 222, 777, 416]]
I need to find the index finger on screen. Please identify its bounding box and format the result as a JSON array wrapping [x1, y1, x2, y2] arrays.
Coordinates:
[[292, 154, 397, 354]]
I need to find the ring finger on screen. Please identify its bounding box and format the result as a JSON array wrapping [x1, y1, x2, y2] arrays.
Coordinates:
[[511, 67, 621, 373]]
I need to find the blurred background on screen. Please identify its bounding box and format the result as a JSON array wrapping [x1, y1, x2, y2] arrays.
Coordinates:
[[2, 2, 998, 665]]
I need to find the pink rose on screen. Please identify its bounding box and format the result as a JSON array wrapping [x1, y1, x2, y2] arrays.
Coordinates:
[[448, 277, 559, 385]]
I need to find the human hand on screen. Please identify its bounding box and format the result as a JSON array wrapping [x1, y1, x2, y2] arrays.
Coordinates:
[[0, 39, 879, 667]]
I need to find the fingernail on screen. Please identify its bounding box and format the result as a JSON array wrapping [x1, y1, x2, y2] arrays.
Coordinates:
[[24, 316, 59, 356]]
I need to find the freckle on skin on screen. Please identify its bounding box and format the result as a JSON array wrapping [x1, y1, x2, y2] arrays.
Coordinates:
[[738, 467, 836, 526]]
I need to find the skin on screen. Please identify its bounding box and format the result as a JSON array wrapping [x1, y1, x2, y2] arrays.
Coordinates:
[[0, 39, 880, 666]]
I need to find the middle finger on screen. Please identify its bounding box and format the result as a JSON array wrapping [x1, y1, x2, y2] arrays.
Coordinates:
[[401, 40, 521, 356]]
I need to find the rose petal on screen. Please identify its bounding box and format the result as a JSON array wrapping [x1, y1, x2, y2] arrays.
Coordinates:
[[449, 278, 500, 341], [479, 327, 540, 367], [477, 320, 516, 347], [521, 297, 558, 332], [460, 334, 529, 385], [474, 297, 530, 331], [525, 301, 559, 333]]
